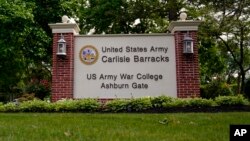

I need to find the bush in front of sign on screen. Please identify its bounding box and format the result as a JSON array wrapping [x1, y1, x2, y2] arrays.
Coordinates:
[[162, 98, 188, 108], [0, 102, 19, 112], [127, 98, 152, 112], [0, 102, 3, 112], [54, 99, 78, 112], [150, 95, 175, 109], [215, 95, 249, 106], [161, 98, 214, 109], [104, 97, 153, 112], [19, 99, 52, 112], [75, 98, 101, 112], [186, 98, 215, 108], [0, 96, 249, 113], [104, 99, 129, 112], [53, 98, 101, 112]]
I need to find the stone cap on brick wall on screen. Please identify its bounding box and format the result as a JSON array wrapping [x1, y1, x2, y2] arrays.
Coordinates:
[[49, 23, 80, 35], [168, 20, 202, 34]]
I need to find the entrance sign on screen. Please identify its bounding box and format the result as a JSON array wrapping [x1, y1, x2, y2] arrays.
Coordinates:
[[74, 34, 177, 98], [49, 16, 201, 102]]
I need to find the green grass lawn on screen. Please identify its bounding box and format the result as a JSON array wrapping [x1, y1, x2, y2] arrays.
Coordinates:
[[0, 112, 250, 141]]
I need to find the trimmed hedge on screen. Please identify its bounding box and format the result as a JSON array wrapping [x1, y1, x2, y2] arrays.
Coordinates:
[[104, 99, 129, 112], [20, 99, 52, 112], [215, 95, 249, 106], [0, 95, 249, 113]]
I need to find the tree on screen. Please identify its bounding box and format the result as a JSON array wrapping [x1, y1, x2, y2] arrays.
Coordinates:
[[0, 0, 34, 100], [198, 36, 226, 84], [187, 0, 250, 94], [73, 0, 184, 34], [0, 0, 75, 101]]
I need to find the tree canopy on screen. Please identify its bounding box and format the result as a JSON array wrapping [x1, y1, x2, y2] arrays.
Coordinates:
[[187, 0, 250, 94], [0, 0, 64, 101]]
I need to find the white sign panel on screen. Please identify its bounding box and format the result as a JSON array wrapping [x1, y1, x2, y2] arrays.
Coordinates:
[[74, 34, 177, 98]]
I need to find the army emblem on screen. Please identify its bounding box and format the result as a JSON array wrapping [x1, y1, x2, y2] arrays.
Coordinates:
[[79, 45, 99, 65]]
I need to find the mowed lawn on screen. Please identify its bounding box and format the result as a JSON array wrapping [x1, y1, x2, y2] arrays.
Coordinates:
[[0, 112, 250, 141]]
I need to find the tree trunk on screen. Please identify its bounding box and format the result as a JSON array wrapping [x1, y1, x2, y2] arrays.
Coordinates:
[[240, 70, 245, 94], [239, 26, 245, 94], [237, 73, 241, 94]]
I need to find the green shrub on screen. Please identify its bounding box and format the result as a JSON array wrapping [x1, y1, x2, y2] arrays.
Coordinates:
[[18, 93, 36, 102], [25, 82, 50, 100], [105, 99, 129, 112], [230, 84, 238, 95], [162, 98, 214, 108], [53, 99, 101, 112], [201, 81, 233, 99], [19, 99, 52, 112], [127, 98, 152, 112], [162, 98, 188, 108], [54, 99, 78, 112], [2, 102, 19, 112], [1, 96, 249, 113], [186, 98, 214, 107], [151, 95, 174, 108], [75, 99, 101, 112], [0, 102, 4, 112], [215, 95, 249, 106]]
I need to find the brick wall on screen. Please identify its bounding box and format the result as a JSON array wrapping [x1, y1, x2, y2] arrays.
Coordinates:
[[174, 31, 200, 98], [51, 33, 74, 102]]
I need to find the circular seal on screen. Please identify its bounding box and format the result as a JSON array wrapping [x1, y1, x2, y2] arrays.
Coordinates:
[[79, 45, 99, 65]]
